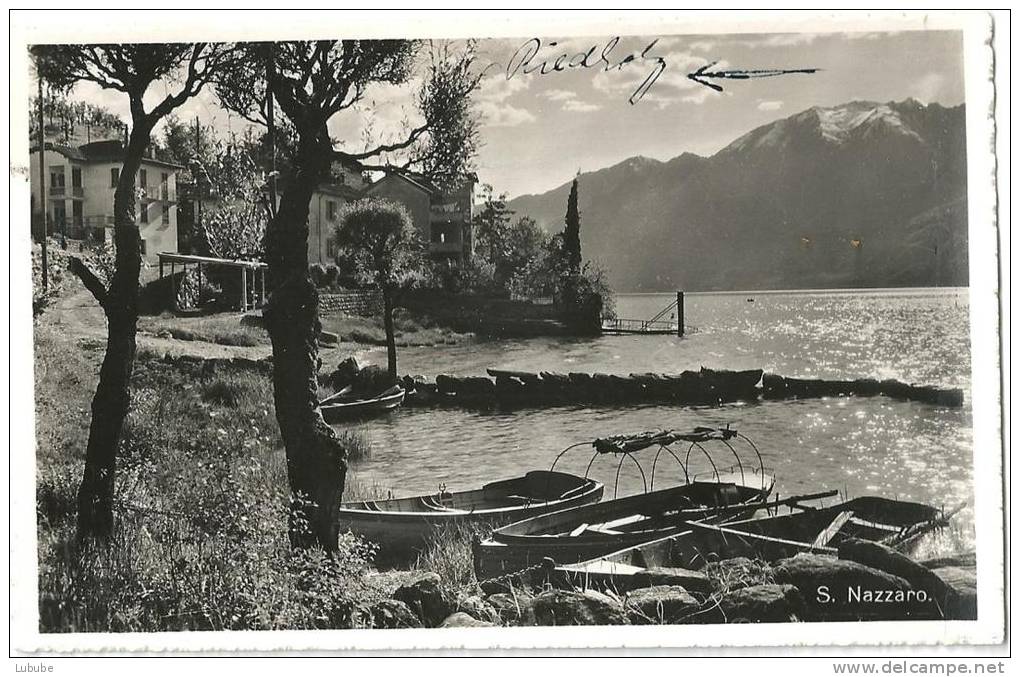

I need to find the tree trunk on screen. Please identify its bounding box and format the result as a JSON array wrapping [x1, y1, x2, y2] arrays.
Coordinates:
[[76, 122, 150, 542], [263, 127, 348, 551], [382, 288, 397, 382]]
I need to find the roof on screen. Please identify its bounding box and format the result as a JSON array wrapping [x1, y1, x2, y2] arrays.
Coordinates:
[[368, 170, 479, 197], [31, 139, 184, 169], [30, 142, 86, 161], [81, 140, 184, 169]]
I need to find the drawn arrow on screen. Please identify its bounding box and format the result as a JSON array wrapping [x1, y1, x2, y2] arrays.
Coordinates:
[[687, 61, 820, 92]]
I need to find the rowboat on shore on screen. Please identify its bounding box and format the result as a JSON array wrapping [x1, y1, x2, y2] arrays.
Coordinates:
[[337, 470, 604, 564], [555, 495, 953, 591], [320, 384, 405, 422], [472, 427, 777, 580]]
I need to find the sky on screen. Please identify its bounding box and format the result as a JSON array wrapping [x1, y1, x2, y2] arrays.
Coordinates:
[[65, 30, 965, 199]]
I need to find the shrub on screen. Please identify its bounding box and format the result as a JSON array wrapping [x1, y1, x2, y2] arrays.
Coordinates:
[[309, 263, 327, 288]]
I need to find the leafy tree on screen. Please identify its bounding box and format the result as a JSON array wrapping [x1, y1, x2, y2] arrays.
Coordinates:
[[30, 92, 125, 144], [214, 40, 481, 550], [334, 199, 424, 380], [33, 43, 236, 542]]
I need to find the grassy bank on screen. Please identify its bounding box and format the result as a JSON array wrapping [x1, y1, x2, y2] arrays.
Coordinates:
[[34, 326, 462, 632]]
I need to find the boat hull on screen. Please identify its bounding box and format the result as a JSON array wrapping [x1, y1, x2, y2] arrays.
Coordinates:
[[338, 470, 604, 565], [555, 496, 944, 591], [321, 386, 405, 422], [472, 474, 774, 581]]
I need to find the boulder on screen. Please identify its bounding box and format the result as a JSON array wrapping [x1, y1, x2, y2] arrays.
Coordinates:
[[456, 594, 500, 624], [631, 567, 713, 594], [719, 584, 805, 623], [773, 553, 918, 620], [931, 566, 978, 620], [435, 374, 458, 395], [352, 364, 392, 393], [318, 330, 339, 346], [625, 585, 700, 624], [531, 589, 629, 626], [439, 612, 495, 628], [486, 591, 535, 626], [837, 538, 956, 609], [331, 356, 362, 389], [358, 598, 423, 629], [392, 573, 456, 627]]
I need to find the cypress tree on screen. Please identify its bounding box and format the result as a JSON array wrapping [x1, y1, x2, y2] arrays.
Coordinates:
[[563, 175, 582, 275]]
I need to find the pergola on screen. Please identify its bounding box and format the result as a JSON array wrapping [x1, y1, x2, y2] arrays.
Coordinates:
[[157, 252, 268, 312]]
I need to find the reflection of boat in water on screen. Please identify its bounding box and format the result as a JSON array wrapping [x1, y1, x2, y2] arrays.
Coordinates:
[[472, 427, 776, 579], [320, 385, 405, 422], [556, 495, 954, 591], [337, 470, 604, 564]]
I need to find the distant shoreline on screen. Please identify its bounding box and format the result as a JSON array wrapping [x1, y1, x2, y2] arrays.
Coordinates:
[[615, 286, 970, 297]]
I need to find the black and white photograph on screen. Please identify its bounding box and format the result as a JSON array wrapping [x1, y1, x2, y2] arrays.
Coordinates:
[[8, 9, 1007, 660]]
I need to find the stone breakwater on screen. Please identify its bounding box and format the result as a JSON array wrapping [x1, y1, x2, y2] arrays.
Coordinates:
[[398, 367, 965, 409]]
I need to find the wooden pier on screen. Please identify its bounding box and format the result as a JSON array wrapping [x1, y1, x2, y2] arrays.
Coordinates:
[[601, 291, 686, 336]]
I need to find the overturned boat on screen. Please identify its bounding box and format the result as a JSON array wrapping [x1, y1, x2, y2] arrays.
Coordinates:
[[337, 470, 604, 564], [472, 427, 776, 580]]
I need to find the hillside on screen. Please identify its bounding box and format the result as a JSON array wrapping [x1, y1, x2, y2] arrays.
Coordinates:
[[509, 99, 968, 291]]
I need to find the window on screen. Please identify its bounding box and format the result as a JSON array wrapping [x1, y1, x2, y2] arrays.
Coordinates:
[[162, 204, 170, 225], [49, 167, 65, 194], [160, 172, 169, 200], [71, 167, 82, 191], [110, 167, 120, 188], [139, 169, 147, 188], [326, 200, 337, 221], [140, 202, 149, 224], [139, 239, 147, 256]]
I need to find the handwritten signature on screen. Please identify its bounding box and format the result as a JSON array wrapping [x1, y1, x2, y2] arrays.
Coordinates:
[[501, 37, 818, 105]]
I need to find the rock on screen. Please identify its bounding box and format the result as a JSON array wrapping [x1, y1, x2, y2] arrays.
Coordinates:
[[487, 591, 535, 626], [931, 566, 978, 620], [632, 567, 713, 594], [358, 599, 422, 629], [837, 538, 956, 608], [719, 584, 805, 623], [439, 612, 495, 628], [773, 553, 918, 620], [531, 589, 629, 626], [625, 585, 700, 624], [330, 356, 362, 389], [456, 594, 500, 624], [318, 329, 339, 346], [435, 374, 458, 395], [352, 364, 392, 393], [702, 557, 772, 592], [392, 573, 456, 627]]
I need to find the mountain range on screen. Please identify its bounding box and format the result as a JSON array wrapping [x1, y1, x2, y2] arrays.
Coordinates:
[[508, 99, 969, 292]]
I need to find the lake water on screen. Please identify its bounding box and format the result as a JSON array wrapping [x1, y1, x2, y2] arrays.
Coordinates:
[[342, 288, 973, 541]]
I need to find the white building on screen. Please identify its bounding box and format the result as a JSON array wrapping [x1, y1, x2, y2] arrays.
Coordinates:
[[30, 140, 183, 261]]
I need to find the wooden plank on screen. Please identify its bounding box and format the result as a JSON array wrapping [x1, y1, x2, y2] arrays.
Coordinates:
[[811, 510, 854, 548]]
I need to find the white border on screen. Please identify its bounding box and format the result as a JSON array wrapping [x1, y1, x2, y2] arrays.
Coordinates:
[[7, 9, 1005, 654]]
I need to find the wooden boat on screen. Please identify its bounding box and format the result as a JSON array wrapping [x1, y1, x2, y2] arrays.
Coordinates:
[[337, 470, 604, 564], [472, 426, 776, 580], [320, 384, 405, 422], [555, 495, 948, 591], [472, 472, 775, 580]]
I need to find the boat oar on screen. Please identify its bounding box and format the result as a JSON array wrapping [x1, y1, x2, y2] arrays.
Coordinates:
[[318, 384, 353, 406]]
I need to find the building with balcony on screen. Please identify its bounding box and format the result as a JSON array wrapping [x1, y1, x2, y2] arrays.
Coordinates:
[[364, 171, 478, 265], [29, 139, 183, 261]]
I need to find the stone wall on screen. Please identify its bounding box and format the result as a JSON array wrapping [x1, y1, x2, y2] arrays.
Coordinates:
[[319, 289, 383, 317]]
